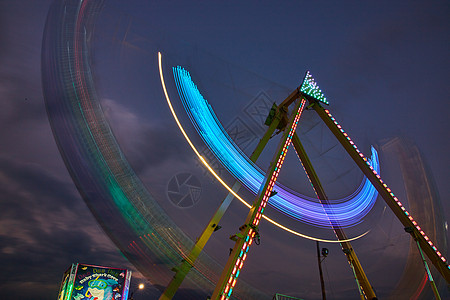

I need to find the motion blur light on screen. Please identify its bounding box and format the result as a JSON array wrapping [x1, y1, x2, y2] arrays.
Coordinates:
[[160, 53, 370, 242], [172, 65, 379, 228]]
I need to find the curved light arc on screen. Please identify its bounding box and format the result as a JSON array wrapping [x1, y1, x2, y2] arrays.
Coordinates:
[[158, 52, 369, 243], [172, 65, 380, 228]]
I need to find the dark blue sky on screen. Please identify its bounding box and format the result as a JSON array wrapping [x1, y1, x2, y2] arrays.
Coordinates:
[[1, 1, 449, 299]]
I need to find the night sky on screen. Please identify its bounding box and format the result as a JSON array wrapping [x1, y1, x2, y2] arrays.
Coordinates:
[[1, 1, 449, 299]]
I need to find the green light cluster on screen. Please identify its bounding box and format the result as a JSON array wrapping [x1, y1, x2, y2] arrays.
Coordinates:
[[300, 71, 329, 105]]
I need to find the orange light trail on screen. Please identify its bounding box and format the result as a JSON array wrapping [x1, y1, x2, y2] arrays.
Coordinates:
[[158, 51, 368, 244]]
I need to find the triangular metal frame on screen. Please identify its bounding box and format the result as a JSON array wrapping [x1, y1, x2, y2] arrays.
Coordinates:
[[160, 71, 449, 300]]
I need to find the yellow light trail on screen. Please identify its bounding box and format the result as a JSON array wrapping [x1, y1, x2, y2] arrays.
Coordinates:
[[158, 51, 368, 243]]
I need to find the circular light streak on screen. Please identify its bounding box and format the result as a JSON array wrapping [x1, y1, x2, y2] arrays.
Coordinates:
[[158, 52, 369, 243], [167, 56, 380, 228]]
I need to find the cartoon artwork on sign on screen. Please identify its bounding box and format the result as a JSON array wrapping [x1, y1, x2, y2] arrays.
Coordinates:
[[73, 265, 126, 300], [58, 264, 131, 300]]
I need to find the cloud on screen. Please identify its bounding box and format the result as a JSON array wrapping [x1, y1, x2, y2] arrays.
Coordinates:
[[101, 98, 193, 174], [0, 157, 136, 299]]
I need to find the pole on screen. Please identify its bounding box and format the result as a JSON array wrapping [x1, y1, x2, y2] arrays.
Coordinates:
[[316, 241, 326, 300]]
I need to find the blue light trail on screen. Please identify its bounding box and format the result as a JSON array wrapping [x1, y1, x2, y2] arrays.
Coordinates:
[[173, 66, 379, 228]]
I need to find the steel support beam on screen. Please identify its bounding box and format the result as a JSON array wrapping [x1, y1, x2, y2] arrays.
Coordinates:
[[291, 133, 377, 299], [211, 99, 306, 300], [159, 95, 285, 300], [311, 101, 450, 283]]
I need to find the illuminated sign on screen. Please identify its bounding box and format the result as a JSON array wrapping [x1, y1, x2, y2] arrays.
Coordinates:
[[57, 263, 131, 300]]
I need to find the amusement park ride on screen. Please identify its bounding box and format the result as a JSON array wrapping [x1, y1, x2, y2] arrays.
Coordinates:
[[157, 53, 449, 299], [42, 1, 449, 299]]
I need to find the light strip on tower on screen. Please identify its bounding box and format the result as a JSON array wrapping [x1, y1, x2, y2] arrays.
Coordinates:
[[172, 66, 379, 228], [221, 99, 307, 300]]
